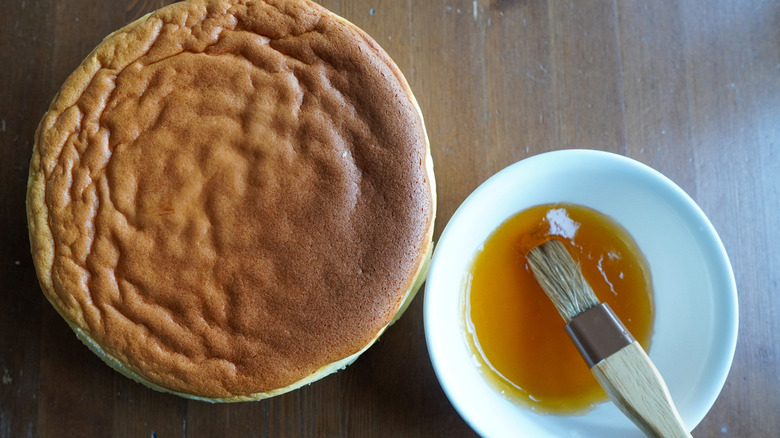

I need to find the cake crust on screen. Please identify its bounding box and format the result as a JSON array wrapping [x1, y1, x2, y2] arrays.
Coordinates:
[[28, 0, 435, 400]]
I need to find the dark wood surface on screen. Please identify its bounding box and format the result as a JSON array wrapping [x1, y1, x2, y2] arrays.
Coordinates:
[[1, 0, 778, 436]]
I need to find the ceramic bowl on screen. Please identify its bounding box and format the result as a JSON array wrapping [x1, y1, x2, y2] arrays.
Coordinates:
[[424, 149, 738, 437]]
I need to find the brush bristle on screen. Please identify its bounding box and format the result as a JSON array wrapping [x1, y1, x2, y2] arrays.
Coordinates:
[[526, 239, 599, 323]]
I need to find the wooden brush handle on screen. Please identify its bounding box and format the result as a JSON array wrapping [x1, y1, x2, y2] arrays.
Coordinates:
[[591, 342, 692, 438]]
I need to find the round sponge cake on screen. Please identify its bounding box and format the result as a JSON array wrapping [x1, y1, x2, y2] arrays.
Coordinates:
[[27, 0, 435, 401]]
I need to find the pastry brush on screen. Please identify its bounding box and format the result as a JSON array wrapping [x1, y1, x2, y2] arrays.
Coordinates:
[[527, 239, 691, 438]]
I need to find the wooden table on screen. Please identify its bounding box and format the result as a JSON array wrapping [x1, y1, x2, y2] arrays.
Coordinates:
[[1, 0, 778, 436]]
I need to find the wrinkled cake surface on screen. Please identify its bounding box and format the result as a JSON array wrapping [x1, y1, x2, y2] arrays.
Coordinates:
[[27, 0, 433, 398]]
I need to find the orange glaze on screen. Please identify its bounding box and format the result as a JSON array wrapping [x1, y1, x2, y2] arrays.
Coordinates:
[[464, 203, 654, 414]]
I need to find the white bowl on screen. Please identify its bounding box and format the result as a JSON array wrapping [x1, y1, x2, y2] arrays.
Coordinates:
[[424, 149, 738, 437]]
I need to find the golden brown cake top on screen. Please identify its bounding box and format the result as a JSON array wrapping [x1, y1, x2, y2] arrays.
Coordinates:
[[28, 0, 433, 398]]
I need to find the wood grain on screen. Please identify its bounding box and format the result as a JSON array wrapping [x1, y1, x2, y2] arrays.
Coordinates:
[[1, 0, 778, 436]]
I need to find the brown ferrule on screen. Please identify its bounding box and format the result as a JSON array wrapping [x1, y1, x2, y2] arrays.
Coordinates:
[[565, 303, 635, 368]]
